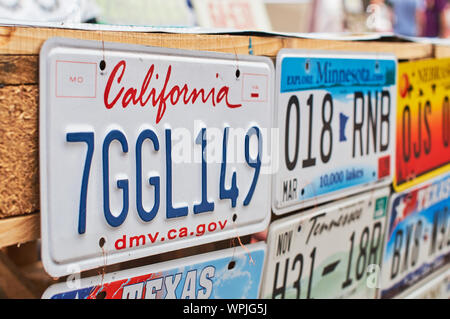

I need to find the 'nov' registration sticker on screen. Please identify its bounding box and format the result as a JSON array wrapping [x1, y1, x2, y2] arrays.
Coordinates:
[[39, 38, 274, 277], [273, 50, 396, 215]]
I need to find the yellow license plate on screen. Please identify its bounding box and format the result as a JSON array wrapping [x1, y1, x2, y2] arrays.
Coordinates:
[[394, 58, 450, 192]]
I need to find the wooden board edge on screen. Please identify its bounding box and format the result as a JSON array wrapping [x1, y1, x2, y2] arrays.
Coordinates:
[[0, 213, 40, 249], [283, 38, 434, 60]]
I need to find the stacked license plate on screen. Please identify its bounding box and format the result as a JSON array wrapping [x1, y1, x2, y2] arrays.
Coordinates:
[[379, 58, 450, 298], [39, 38, 449, 299]]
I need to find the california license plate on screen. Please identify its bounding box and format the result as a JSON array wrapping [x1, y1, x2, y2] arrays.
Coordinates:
[[260, 187, 390, 299], [380, 173, 450, 299], [273, 50, 396, 214], [42, 242, 266, 299], [39, 38, 274, 277], [394, 58, 450, 192]]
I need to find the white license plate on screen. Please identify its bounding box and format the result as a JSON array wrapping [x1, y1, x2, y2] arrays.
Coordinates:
[[42, 242, 266, 299], [39, 38, 274, 277], [260, 187, 390, 299], [380, 173, 450, 299], [273, 50, 396, 214]]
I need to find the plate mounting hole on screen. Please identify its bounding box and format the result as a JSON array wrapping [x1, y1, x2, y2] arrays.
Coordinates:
[[96, 291, 107, 299], [228, 260, 236, 270], [99, 237, 106, 248], [232, 214, 237, 222], [99, 60, 106, 71], [235, 69, 240, 79]]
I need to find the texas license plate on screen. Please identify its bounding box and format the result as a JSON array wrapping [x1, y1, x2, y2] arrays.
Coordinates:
[[39, 37, 274, 277], [260, 187, 390, 299], [380, 173, 450, 299], [398, 267, 450, 299], [273, 50, 396, 214], [42, 242, 266, 299], [394, 58, 450, 192]]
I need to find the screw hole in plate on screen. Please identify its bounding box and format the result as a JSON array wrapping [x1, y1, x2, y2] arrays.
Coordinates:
[[96, 291, 107, 299], [99, 237, 106, 248], [99, 60, 106, 71]]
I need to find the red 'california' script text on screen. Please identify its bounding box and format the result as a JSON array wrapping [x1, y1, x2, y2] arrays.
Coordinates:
[[104, 60, 242, 123]]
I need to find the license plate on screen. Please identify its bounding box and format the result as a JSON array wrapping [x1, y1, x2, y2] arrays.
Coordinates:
[[273, 50, 396, 214], [380, 173, 450, 299], [42, 242, 266, 299], [399, 267, 450, 299], [260, 187, 390, 299], [39, 38, 274, 277], [394, 58, 450, 192]]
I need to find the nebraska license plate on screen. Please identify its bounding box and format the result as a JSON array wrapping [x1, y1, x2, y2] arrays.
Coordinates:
[[273, 50, 396, 215], [42, 242, 266, 299], [39, 38, 274, 277], [394, 58, 450, 192], [380, 173, 450, 299], [260, 187, 390, 299]]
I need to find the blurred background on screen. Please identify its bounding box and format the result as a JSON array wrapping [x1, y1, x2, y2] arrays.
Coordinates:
[[0, 0, 448, 38]]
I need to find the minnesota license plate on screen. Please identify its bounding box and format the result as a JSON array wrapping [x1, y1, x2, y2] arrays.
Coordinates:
[[39, 38, 274, 277], [380, 173, 450, 299], [260, 187, 390, 299], [394, 58, 450, 192], [42, 242, 266, 299], [273, 50, 396, 215]]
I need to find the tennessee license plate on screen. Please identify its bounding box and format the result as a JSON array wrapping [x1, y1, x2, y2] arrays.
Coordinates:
[[273, 50, 396, 215], [380, 173, 450, 299], [394, 58, 450, 192], [260, 187, 390, 299], [42, 242, 266, 299], [39, 37, 274, 277]]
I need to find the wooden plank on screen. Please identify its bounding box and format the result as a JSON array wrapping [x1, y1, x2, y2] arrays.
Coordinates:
[[0, 26, 282, 56], [0, 55, 37, 85], [6, 241, 39, 266], [283, 38, 434, 60], [0, 214, 40, 248], [19, 261, 54, 296], [0, 26, 434, 60], [434, 45, 450, 58], [0, 250, 40, 298]]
